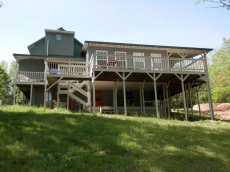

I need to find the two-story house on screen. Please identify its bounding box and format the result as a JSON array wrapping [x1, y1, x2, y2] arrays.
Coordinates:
[[13, 27, 214, 120]]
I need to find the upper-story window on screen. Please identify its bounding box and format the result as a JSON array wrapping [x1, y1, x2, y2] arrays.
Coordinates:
[[56, 34, 62, 41], [133, 52, 145, 68], [96, 50, 108, 66], [150, 53, 162, 69], [115, 51, 126, 66]]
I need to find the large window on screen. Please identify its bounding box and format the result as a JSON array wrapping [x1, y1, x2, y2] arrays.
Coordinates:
[[46, 91, 53, 108], [96, 50, 108, 66], [150, 53, 162, 69], [133, 52, 145, 68], [115, 51, 126, 67]]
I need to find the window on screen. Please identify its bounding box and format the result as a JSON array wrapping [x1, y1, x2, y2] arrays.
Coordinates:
[[150, 53, 162, 69], [115, 51, 126, 67], [46, 91, 52, 108], [96, 50, 108, 66], [133, 52, 145, 68], [56, 34, 61, 41]]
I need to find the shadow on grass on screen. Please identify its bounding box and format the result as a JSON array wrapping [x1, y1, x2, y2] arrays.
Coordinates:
[[0, 109, 230, 172]]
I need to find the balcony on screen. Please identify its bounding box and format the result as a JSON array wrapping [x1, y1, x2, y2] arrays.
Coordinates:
[[15, 71, 45, 85], [90, 53, 206, 74], [45, 59, 91, 78]]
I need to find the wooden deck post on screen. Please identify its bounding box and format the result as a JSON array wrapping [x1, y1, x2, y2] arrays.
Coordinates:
[[30, 84, 33, 106], [188, 83, 194, 118], [194, 86, 201, 116], [139, 83, 143, 114], [181, 77, 188, 121], [204, 54, 214, 120], [67, 81, 69, 110], [92, 72, 96, 113], [142, 82, 145, 115], [123, 72, 127, 116], [153, 79, 159, 118], [87, 81, 91, 112], [166, 82, 170, 118]]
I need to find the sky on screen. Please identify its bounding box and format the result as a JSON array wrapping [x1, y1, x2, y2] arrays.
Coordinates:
[[0, 0, 230, 66]]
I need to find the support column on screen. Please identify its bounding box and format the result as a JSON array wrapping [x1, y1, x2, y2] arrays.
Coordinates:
[[139, 83, 143, 114], [203, 53, 214, 120], [30, 84, 33, 106], [163, 83, 167, 118], [206, 76, 214, 120], [142, 82, 145, 115], [123, 72, 127, 116], [166, 82, 170, 118], [44, 85, 46, 108], [185, 84, 189, 118], [67, 81, 69, 110], [92, 72, 96, 113], [181, 77, 188, 121], [188, 83, 194, 118], [88, 81, 91, 112], [194, 86, 201, 116], [153, 79, 159, 118], [115, 82, 118, 112], [16, 87, 19, 105]]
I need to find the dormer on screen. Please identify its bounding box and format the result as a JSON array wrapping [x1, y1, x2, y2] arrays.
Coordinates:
[[45, 28, 75, 56]]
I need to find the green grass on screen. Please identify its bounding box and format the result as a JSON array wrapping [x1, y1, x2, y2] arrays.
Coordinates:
[[0, 106, 230, 172]]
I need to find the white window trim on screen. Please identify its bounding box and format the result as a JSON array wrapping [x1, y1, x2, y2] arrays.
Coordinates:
[[115, 51, 127, 67], [96, 50, 108, 66], [133, 52, 145, 68], [150, 53, 162, 69]]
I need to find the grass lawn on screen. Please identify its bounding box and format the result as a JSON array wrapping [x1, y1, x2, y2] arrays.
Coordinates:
[[0, 105, 230, 172]]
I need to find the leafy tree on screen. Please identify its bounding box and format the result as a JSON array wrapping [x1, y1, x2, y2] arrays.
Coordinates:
[[8, 61, 23, 104], [208, 38, 230, 102], [0, 2, 2, 8], [196, 0, 230, 10], [0, 66, 11, 104]]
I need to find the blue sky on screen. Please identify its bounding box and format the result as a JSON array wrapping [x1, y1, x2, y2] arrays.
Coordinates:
[[0, 0, 229, 65]]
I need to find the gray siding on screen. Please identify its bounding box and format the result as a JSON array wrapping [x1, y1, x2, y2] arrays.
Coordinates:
[[29, 38, 45, 55], [45, 32, 74, 56], [32, 87, 43, 107], [19, 59, 44, 72], [87, 46, 168, 61], [74, 41, 83, 57]]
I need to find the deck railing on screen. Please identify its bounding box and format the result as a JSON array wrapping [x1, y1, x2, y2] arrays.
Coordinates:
[[46, 59, 90, 76], [89, 53, 206, 72], [16, 71, 44, 82]]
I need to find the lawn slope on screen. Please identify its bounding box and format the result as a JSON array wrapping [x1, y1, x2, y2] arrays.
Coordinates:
[[0, 106, 230, 172]]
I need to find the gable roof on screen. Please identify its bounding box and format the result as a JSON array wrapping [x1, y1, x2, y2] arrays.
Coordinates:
[[27, 27, 83, 53]]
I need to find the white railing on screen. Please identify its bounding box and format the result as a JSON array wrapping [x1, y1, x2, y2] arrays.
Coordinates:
[[90, 54, 206, 72], [46, 59, 90, 76], [16, 71, 44, 82]]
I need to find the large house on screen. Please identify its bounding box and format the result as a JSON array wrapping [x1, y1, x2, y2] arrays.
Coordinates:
[[13, 27, 214, 120]]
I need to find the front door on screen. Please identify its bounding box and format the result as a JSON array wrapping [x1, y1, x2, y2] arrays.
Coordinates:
[[96, 90, 103, 106]]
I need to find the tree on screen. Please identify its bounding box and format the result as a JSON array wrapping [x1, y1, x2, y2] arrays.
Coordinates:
[[0, 2, 2, 8], [208, 38, 230, 102], [8, 61, 23, 104], [0, 66, 11, 104], [196, 0, 230, 10]]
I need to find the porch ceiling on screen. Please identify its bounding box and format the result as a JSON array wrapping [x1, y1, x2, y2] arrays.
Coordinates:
[[94, 71, 205, 96]]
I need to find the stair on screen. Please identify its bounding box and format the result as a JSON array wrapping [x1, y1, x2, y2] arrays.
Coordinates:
[[58, 80, 89, 108], [69, 92, 88, 106]]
